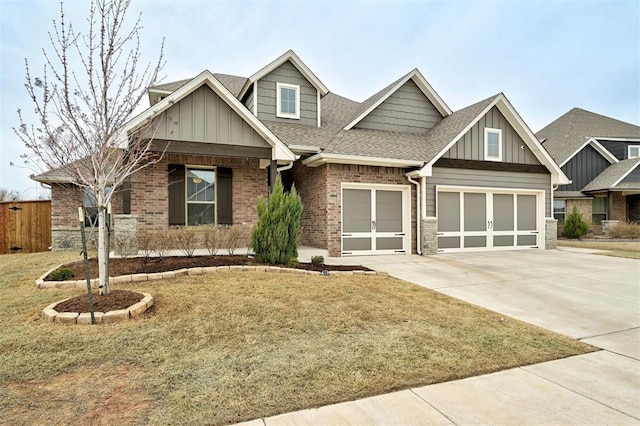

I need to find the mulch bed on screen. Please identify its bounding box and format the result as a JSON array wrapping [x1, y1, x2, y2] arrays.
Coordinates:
[[46, 256, 372, 314], [54, 290, 144, 313], [46, 255, 371, 281]]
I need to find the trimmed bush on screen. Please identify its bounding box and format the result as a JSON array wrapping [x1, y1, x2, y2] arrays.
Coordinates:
[[311, 255, 324, 266], [252, 176, 303, 265], [49, 267, 75, 281], [563, 206, 590, 239], [173, 226, 198, 257]]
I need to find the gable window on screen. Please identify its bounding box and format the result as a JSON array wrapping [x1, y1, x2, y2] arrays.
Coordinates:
[[484, 128, 502, 161], [553, 200, 566, 222], [276, 82, 300, 119], [592, 197, 607, 225], [629, 145, 640, 159], [168, 165, 233, 226]]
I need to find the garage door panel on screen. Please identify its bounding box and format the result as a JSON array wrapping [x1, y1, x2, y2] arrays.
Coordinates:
[[464, 193, 486, 232], [438, 192, 460, 232], [438, 236, 460, 249], [493, 194, 514, 231], [437, 188, 540, 253], [494, 235, 514, 247], [465, 236, 487, 248], [376, 237, 403, 250], [343, 189, 371, 233], [517, 195, 537, 231], [376, 190, 402, 232], [343, 237, 372, 251], [517, 235, 537, 246]]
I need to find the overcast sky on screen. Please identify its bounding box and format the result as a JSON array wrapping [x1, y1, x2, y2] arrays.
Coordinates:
[[1, 0, 638, 198]]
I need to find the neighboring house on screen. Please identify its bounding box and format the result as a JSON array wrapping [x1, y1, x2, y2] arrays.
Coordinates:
[[537, 108, 640, 232], [34, 50, 568, 256]]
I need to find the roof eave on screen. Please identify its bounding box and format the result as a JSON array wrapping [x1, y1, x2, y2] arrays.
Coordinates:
[[302, 153, 424, 168]]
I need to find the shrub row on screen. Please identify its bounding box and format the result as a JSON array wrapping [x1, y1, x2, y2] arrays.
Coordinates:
[[133, 224, 254, 259]]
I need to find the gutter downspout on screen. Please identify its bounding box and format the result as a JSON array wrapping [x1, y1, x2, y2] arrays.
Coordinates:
[[276, 162, 294, 173], [406, 175, 422, 255]]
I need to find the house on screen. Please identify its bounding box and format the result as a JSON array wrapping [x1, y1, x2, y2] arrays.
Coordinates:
[[34, 50, 568, 256], [537, 108, 640, 233]]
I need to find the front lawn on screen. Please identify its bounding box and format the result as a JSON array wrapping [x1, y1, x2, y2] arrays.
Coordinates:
[[558, 239, 640, 259], [1, 251, 594, 425]]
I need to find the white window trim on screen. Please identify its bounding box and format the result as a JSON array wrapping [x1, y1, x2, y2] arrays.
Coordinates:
[[276, 82, 300, 119], [628, 145, 640, 159], [185, 166, 216, 226], [484, 127, 503, 162]]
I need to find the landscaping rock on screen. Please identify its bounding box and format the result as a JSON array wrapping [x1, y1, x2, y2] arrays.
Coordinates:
[[42, 309, 57, 322], [55, 312, 79, 324], [77, 312, 104, 324], [103, 309, 129, 323], [128, 301, 147, 318]]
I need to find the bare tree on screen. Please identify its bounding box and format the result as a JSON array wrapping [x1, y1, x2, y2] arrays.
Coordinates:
[[15, 0, 165, 295], [0, 188, 21, 202]]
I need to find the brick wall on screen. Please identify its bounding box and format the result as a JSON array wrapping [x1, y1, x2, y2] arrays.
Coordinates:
[[325, 163, 416, 257], [51, 184, 124, 228], [130, 154, 267, 234], [609, 191, 626, 221], [292, 162, 327, 249]]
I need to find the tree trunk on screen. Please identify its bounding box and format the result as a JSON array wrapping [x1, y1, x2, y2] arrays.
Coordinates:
[[97, 200, 110, 295]]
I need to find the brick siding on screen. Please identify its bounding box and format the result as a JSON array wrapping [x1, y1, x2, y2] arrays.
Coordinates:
[[130, 154, 267, 234]]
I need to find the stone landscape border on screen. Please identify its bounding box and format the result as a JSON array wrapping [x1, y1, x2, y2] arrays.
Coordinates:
[[35, 264, 387, 289], [42, 292, 154, 325]]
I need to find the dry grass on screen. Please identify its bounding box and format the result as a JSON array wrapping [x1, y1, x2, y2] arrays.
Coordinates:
[[1, 251, 594, 425], [558, 239, 640, 259]]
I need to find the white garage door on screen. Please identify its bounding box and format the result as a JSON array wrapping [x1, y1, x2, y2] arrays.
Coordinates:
[[342, 184, 410, 255], [437, 187, 542, 253]]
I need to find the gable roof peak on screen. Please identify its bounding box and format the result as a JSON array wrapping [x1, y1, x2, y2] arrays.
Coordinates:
[[238, 49, 329, 100], [343, 68, 452, 130]]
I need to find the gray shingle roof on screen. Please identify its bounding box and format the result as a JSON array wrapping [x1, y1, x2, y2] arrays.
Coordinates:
[[537, 108, 640, 164], [151, 73, 247, 97], [554, 191, 590, 199], [140, 73, 500, 164], [581, 158, 640, 192]]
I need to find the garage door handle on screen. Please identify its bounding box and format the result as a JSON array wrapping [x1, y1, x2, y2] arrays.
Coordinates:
[[371, 221, 376, 231], [342, 233, 352, 237], [487, 220, 493, 229], [394, 233, 405, 236]]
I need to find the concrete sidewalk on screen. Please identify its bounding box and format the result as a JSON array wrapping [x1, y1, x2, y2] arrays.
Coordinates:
[[237, 250, 640, 425]]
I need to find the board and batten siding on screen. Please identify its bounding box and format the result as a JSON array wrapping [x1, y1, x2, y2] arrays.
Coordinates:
[[355, 80, 443, 134], [559, 145, 611, 191], [426, 167, 552, 217], [153, 85, 270, 149], [243, 85, 255, 114], [622, 166, 640, 183], [443, 106, 541, 165], [599, 140, 639, 160], [257, 60, 318, 126]]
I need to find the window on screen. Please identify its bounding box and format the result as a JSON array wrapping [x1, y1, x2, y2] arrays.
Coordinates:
[[186, 168, 215, 226], [484, 128, 502, 161], [276, 82, 300, 119], [592, 197, 607, 225], [168, 165, 233, 226], [83, 187, 111, 227], [629, 145, 640, 159], [553, 200, 566, 222]]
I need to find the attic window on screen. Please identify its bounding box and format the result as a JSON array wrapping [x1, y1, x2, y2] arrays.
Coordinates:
[[629, 145, 640, 159], [276, 82, 300, 119], [484, 128, 502, 161]]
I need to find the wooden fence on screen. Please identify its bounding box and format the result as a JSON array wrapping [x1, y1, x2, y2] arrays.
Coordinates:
[[0, 200, 51, 254]]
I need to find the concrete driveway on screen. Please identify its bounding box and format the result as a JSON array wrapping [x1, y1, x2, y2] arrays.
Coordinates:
[[245, 249, 640, 425]]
